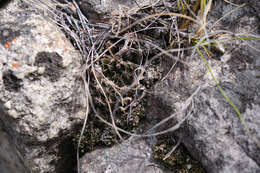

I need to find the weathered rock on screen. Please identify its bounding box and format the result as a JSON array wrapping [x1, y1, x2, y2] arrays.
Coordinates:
[[147, 1, 260, 173], [78, 0, 158, 14], [0, 123, 29, 173], [76, 0, 158, 22], [80, 137, 168, 173], [0, 1, 85, 172]]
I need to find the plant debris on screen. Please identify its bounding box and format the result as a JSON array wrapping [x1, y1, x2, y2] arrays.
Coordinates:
[[23, 0, 260, 172]]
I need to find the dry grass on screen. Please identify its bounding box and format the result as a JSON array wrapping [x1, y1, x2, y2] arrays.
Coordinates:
[[23, 0, 260, 172]]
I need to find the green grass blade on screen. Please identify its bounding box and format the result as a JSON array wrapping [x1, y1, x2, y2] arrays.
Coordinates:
[[233, 36, 260, 41], [196, 48, 260, 147], [177, 0, 182, 11]]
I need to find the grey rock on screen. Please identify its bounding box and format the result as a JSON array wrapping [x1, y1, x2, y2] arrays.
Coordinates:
[[0, 123, 29, 173], [0, 1, 85, 172], [76, 0, 159, 22], [146, 1, 260, 173], [78, 0, 158, 14], [80, 137, 166, 173]]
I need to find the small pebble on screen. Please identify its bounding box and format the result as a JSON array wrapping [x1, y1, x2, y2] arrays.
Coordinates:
[[8, 109, 19, 119], [37, 67, 45, 74], [4, 101, 12, 109]]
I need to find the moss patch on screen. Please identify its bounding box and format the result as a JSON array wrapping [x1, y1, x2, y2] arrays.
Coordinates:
[[72, 98, 148, 157], [153, 135, 205, 173]]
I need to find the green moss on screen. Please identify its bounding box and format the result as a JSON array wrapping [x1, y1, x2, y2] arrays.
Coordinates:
[[72, 94, 148, 156], [153, 135, 205, 173], [72, 120, 117, 156]]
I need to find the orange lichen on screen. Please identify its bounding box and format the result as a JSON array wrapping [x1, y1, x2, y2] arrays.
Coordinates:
[[4, 42, 11, 49], [70, 3, 76, 10], [11, 63, 22, 69], [12, 37, 18, 43], [4, 37, 19, 49]]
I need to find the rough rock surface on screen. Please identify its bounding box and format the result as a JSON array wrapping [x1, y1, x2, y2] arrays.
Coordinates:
[[80, 137, 168, 173], [77, 0, 158, 14], [75, 0, 158, 22], [0, 124, 29, 173], [146, 1, 260, 173], [0, 1, 85, 172]]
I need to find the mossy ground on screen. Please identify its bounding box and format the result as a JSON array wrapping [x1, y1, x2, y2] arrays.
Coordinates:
[[72, 98, 148, 157], [153, 135, 205, 173]]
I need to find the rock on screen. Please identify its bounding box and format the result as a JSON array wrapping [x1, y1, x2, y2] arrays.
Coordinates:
[[76, 0, 158, 22], [77, 0, 158, 14], [0, 123, 29, 173], [80, 137, 168, 173], [0, 1, 85, 172], [147, 1, 260, 173]]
